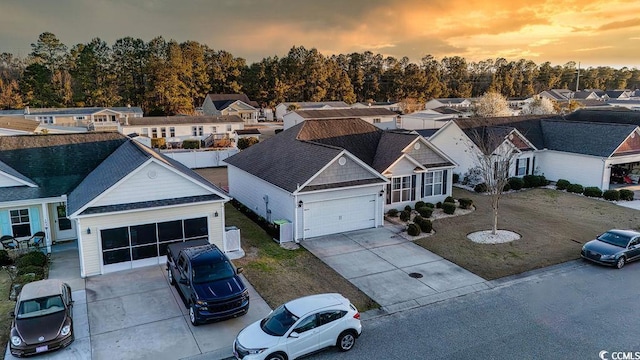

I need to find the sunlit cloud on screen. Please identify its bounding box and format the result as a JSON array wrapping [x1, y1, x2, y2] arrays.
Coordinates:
[[575, 46, 614, 52]]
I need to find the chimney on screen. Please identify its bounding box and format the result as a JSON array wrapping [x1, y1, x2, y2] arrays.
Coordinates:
[[24, 106, 30, 115]]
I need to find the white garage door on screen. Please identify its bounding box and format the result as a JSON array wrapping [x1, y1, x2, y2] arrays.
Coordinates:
[[303, 195, 376, 238]]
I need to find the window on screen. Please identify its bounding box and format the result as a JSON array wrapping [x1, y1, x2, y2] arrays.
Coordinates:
[[198, 126, 204, 136], [516, 158, 529, 176], [373, 118, 381, 124], [74, 116, 86, 120], [318, 311, 346, 326], [36, 116, 53, 124], [192, 126, 203, 136], [493, 161, 509, 180], [160, 127, 166, 138], [94, 115, 107, 122], [226, 125, 232, 132], [141, 128, 149, 136], [151, 128, 158, 138], [423, 171, 444, 197], [10, 209, 31, 238], [211, 126, 217, 134], [169, 127, 175, 137], [391, 176, 414, 203], [294, 314, 318, 333]]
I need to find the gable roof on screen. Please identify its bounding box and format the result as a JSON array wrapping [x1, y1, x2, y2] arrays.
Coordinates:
[[293, 108, 397, 119], [280, 101, 349, 109], [127, 115, 243, 126], [206, 94, 258, 108], [565, 108, 640, 125], [540, 120, 638, 157]]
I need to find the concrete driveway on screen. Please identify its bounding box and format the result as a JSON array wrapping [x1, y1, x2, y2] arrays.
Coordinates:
[[6, 243, 271, 360], [301, 227, 489, 314]]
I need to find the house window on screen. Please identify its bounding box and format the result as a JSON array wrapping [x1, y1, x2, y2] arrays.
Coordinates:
[[493, 160, 509, 180], [192, 126, 198, 136], [10, 209, 31, 238], [391, 176, 414, 203], [141, 128, 149, 136], [169, 127, 175, 137], [94, 115, 107, 122], [211, 126, 217, 134], [151, 128, 158, 138], [396, 117, 402, 128], [226, 125, 232, 132], [373, 118, 381, 124], [516, 158, 529, 176], [198, 126, 203, 136], [160, 127, 166, 138], [37, 116, 54, 124], [423, 171, 444, 197], [74, 116, 86, 120]]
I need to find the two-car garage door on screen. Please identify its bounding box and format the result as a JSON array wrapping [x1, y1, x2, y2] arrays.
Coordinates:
[[302, 194, 376, 238]]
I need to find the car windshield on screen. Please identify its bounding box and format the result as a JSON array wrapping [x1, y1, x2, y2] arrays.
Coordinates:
[[597, 232, 630, 248], [260, 304, 299, 337], [17, 295, 65, 319], [192, 261, 235, 284]]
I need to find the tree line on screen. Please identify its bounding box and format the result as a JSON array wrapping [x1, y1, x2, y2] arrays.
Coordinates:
[[1, 32, 639, 115]]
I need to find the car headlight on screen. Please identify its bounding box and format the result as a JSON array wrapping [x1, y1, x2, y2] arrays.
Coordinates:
[[11, 335, 22, 346], [195, 300, 207, 306], [601, 254, 615, 260], [247, 348, 266, 355], [61, 325, 71, 336]]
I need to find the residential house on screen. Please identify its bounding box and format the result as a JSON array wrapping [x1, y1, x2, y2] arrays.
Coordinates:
[[398, 110, 456, 130], [0, 116, 40, 135], [352, 101, 402, 113], [283, 108, 399, 130], [275, 101, 350, 121], [0, 133, 230, 277], [202, 94, 259, 124], [0, 106, 143, 132], [539, 89, 574, 102], [122, 115, 244, 148], [603, 90, 633, 101], [425, 98, 473, 110], [225, 118, 456, 242]]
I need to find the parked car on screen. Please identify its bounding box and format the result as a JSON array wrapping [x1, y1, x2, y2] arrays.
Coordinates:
[[166, 239, 249, 325], [9, 279, 74, 357], [581, 229, 640, 269], [233, 293, 361, 360]]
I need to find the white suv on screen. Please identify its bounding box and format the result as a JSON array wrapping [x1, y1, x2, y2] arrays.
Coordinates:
[[233, 293, 362, 360]]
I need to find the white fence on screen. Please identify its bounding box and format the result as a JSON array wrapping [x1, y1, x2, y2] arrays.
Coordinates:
[[161, 148, 239, 168]]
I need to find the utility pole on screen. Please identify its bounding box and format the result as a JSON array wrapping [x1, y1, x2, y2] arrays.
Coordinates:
[[575, 62, 581, 92]]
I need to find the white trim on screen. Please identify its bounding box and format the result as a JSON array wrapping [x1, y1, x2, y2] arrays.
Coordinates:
[[609, 128, 640, 157], [0, 196, 66, 209], [0, 171, 38, 187], [71, 198, 224, 219]]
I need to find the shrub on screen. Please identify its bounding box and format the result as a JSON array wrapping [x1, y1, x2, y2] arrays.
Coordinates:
[[502, 182, 511, 192], [442, 202, 456, 215], [508, 177, 524, 191], [417, 207, 433, 218], [15, 273, 43, 285], [538, 175, 548, 186], [182, 139, 200, 149], [522, 175, 548, 188], [399, 210, 411, 222], [0, 250, 11, 266], [453, 173, 460, 183], [17, 265, 45, 278], [458, 198, 473, 209], [425, 202, 435, 209], [407, 223, 421, 236], [413, 215, 424, 224], [619, 189, 635, 201], [474, 183, 488, 193], [583, 187, 603, 198], [566, 183, 584, 194], [556, 179, 570, 190], [414, 201, 426, 210], [444, 196, 455, 204], [387, 208, 399, 217], [603, 189, 620, 201], [417, 218, 433, 233], [15, 251, 47, 268], [404, 205, 412, 212], [436, 202, 443, 209]]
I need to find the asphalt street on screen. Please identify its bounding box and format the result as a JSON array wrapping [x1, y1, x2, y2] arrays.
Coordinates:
[[309, 261, 640, 360]]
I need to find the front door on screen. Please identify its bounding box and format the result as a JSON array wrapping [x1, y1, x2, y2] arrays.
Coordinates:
[[53, 204, 76, 241]]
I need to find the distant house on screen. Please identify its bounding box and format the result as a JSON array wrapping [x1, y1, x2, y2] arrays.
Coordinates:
[[274, 101, 350, 121], [122, 115, 244, 148], [398, 110, 456, 130], [225, 118, 455, 241], [0, 106, 143, 132], [0, 133, 230, 277], [539, 89, 574, 102], [202, 94, 259, 124], [0, 116, 40, 135], [352, 101, 402, 113], [283, 108, 399, 130], [603, 90, 633, 101], [425, 98, 473, 110]]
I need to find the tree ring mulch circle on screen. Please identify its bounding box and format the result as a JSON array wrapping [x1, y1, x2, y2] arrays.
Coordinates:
[[467, 230, 521, 244]]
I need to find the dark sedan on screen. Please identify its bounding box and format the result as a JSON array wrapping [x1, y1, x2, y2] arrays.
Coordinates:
[[581, 229, 640, 269], [10, 279, 74, 357]]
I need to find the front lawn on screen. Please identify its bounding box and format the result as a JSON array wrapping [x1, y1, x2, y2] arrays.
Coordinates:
[[225, 203, 377, 312], [414, 187, 640, 280]]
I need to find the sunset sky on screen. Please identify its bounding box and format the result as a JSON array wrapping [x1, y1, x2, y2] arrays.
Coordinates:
[[1, 0, 638, 68]]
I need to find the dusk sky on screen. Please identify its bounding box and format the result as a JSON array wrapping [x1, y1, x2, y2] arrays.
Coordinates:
[[1, 0, 638, 68]]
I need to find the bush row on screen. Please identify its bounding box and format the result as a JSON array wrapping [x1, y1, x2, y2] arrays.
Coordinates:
[[386, 197, 474, 220], [475, 175, 549, 193], [555, 179, 635, 201]]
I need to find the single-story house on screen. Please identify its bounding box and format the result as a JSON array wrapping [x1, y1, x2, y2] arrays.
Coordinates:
[[202, 94, 259, 124], [0, 116, 40, 135], [352, 101, 402, 113], [0, 133, 230, 277], [122, 115, 244, 148], [425, 98, 473, 110], [283, 108, 399, 130], [398, 110, 456, 130], [274, 101, 350, 121], [0, 106, 143, 131], [225, 118, 456, 242]]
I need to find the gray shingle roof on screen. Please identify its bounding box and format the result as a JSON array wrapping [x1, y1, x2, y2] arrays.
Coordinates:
[[207, 94, 258, 107], [294, 108, 397, 119], [282, 101, 350, 108], [540, 120, 637, 157], [79, 195, 222, 215], [566, 109, 640, 125], [372, 131, 416, 172]]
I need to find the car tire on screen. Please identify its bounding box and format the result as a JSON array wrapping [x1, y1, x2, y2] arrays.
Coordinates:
[[189, 304, 200, 326], [167, 267, 175, 285], [616, 256, 626, 269], [337, 330, 356, 352], [265, 353, 286, 360]]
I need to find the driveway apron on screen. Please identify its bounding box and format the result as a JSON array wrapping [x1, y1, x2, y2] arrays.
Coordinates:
[[301, 227, 490, 314]]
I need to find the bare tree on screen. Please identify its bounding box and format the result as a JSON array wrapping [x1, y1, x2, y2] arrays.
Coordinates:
[[521, 96, 556, 115], [473, 91, 512, 117], [464, 124, 521, 234]]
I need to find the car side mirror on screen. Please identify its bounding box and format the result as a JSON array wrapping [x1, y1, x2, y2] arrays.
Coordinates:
[[289, 331, 300, 338], [236, 267, 244, 274]]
